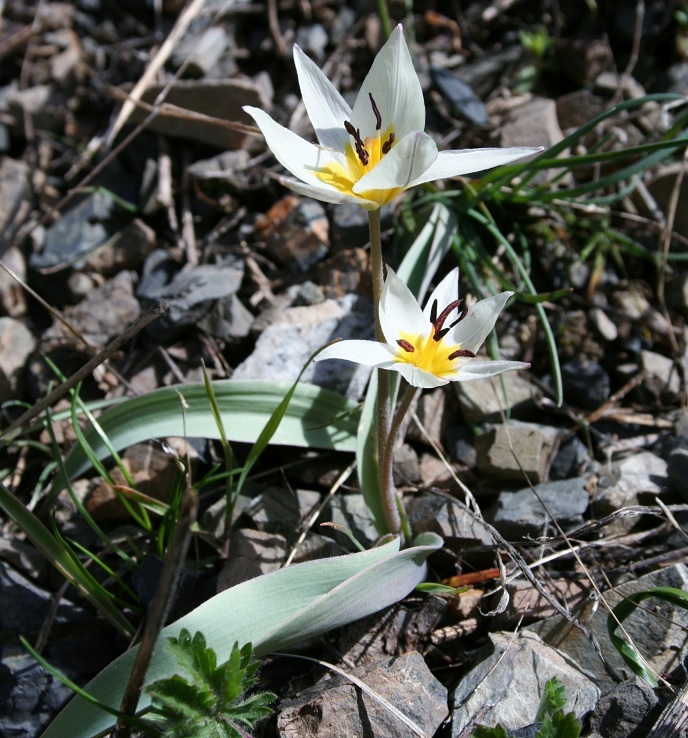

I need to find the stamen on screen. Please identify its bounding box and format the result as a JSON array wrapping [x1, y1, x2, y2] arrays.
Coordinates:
[[448, 308, 469, 329], [382, 132, 395, 154], [397, 339, 415, 353], [344, 120, 369, 165], [433, 299, 463, 333], [429, 299, 438, 325], [369, 93, 382, 131], [433, 327, 450, 342], [448, 348, 476, 360]]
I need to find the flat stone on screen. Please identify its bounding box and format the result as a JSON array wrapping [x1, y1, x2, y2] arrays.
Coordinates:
[[475, 421, 561, 483], [408, 490, 493, 546], [491, 477, 589, 539], [278, 652, 448, 738], [233, 294, 373, 399], [84, 218, 156, 276], [0, 157, 30, 235], [137, 252, 245, 341], [450, 630, 600, 736], [593, 451, 667, 518], [170, 26, 231, 78], [327, 493, 381, 549], [587, 677, 660, 738], [454, 372, 541, 425], [0, 317, 36, 401], [31, 190, 130, 271], [588, 306, 618, 341], [244, 487, 321, 535], [217, 529, 287, 591], [406, 388, 447, 447], [0, 244, 27, 316], [561, 359, 610, 409], [531, 564, 688, 693], [640, 350, 680, 396], [129, 79, 271, 149]]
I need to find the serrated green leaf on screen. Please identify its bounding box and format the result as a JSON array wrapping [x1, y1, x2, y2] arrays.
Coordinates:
[[536, 710, 581, 738], [535, 676, 567, 722]]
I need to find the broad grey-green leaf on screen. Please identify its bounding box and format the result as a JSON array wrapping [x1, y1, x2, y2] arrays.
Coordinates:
[[56, 380, 358, 491], [42, 532, 442, 738]]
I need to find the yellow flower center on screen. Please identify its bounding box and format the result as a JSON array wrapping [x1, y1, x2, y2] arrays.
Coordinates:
[[314, 94, 401, 207], [395, 332, 464, 378], [394, 296, 475, 378]]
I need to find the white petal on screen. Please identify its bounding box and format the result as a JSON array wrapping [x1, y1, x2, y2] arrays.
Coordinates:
[[244, 106, 343, 189], [422, 267, 460, 323], [393, 363, 449, 389], [379, 267, 427, 343], [315, 339, 397, 367], [293, 45, 352, 152], [449, 360, 530, 382], [352, 131, 437, 194], [408, 146, 543, 187], [447, 292, 513, 353], [350, 25, 425, 141]]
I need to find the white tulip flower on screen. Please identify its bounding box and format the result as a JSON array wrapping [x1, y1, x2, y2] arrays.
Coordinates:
[[244, 25, 541, 210], [315, 267, 529, 389]]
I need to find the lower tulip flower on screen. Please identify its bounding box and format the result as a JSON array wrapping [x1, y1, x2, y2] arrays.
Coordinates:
[[315, 267, 529, 389]]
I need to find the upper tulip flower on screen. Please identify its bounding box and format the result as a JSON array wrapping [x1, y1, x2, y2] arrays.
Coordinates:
[[314, 267, 529, 388], [244, 25, 541, 210]]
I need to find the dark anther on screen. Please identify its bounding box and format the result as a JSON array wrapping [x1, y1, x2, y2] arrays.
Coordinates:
[[433, 299, 463, 334], [344, 120, 369, 165], [448, 308, 469, 329], [447, 348, 476, 360], [382, 132, 395, 154], [369, 93, 382, 131], [397, 339, 415, 353], [429, 299, 438, 325], [433, 327, 450, 342]]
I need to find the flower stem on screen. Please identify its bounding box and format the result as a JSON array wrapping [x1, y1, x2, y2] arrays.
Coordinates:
[[367, 208, 398, 533], [379, 383, 418, 538]]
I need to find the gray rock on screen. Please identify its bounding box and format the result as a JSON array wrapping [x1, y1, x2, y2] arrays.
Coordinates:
[[198, 293, 253, 340], [561, 359, 610, 409], [0, 157, 30, 236], [406, 388, 447, 447], [594, 451, 668, 525], [454, 372, 541, 426], [327, 493, 380, 549], [588, 306, 618, 341], [138, 254, 245, 341], [587, 677, 660, 738], [233, 294, 373, 399], [295, 24, 329, 61], [84, 218, 156, 276], [531, 564, 688, 693], [393, 443, 421, 486], [277, 651, 448, 738], [217, 529, 287, 591], [550, 435, 591, 480], [171, 26, 231, 78], [668, 447, 688, 501], [31, 190, 129, 271], [0, 317, 36, 402], [491, 477, 589, 539], [450, 631, 599, 736], [431, 66, 489, 125], [475, 421, 561, 483], [130, 79, 271, 149], [0, 244, 27, 316], [640, 350, 680, 396], [0, 647, 74, 738], [46, 270, 140, 346], [407, 490, 493, 546], [244, 487, 321, 535]]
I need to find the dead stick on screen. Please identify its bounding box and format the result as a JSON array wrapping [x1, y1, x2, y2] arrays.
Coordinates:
[[0, 302, 168, 443], [115, 486, 198, 738]]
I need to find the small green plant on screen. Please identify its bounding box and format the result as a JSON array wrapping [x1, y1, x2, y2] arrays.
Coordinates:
[[472, 677, 581, 738], [145, 629, 276, 738]]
